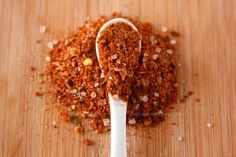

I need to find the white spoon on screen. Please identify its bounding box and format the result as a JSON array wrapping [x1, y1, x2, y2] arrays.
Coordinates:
[[96, 18, 141, 157]]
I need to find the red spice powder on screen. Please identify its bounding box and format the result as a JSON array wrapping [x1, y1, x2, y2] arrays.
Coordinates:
[[97, 22, 140, 101], [45, 14, 178, 132]]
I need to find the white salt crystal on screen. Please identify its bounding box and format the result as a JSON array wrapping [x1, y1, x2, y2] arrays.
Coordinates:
[[152, 54, 159, 60], [166, 49, 174, 55], [90, 91, 97, 99], [103, 118, 110, 126], [45, 56, 51, 62], [39, 26, 46, 33], [140, 95, 148, 102], [128, 118, 136, 125], [161, 26, 168, 32]]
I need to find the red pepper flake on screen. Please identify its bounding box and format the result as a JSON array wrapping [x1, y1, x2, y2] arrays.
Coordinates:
[[36, 39, 41, 43], [188, 91, 194, 96], [195, 98, 200, 102], [30, 66, 36, 71], [35, 91, 42, 96], [170, 31, 180, 37], [74, 126, 85, 133], [144, 117, 152, 126], [83, 139, 93, 146], [61, 114, 69, 122]]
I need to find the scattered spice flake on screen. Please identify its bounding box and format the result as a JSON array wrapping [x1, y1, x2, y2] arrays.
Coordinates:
[[41, 107, 49, 111], [36, 39, 41, 43], [83, 139, 93, 146], [30, 66, 36, 71], [177, 136, 183, 141], [188, 91, 194, 96], [61, 114, 69, 122], [195, 73, 199, 76], [39, 25, 46, 33], [35, 91, 42, 96], [177, 63, 182, 67], [171, 31, 180, 37], [195, 98, 200, 102], [144, 117, 152, 126], [74, 126, 85, 133]]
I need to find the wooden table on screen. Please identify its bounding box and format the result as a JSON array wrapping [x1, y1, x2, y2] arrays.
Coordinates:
[[0, 0, 236, 156]]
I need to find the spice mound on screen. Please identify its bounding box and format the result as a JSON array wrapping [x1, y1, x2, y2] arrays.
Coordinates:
[[45, 14, 178, 132], [97, 22, 140, 101]]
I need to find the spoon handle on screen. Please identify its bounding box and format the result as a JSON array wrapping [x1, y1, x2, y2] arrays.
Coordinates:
[[109, 94, 127, 157]]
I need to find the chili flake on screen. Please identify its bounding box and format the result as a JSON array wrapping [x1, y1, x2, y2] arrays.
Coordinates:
[[61, 114, 69, 122], [35, 91, 42, 96]]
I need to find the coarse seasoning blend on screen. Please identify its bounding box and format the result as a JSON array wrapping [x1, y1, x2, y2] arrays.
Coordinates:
[[45, 14, 178, 133], [97, 22, 141, 102]]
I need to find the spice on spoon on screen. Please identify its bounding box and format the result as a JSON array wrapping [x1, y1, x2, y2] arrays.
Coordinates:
[[41, 14, 178, 132], [97, 22, 140, 101]]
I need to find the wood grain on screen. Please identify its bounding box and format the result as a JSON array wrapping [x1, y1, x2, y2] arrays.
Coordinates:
[[0, 0, 236, 156]]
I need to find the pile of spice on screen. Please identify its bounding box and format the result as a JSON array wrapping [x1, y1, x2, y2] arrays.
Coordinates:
[[45, 14, 178, 133], [97, 22, 140, 101]]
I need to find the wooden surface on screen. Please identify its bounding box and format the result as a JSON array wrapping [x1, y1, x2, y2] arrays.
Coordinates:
[[0, 0, 236, 156]]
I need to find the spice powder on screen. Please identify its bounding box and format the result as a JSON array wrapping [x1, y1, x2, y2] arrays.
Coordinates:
[[45, 14, 178, 132], [97, 22, 140, 101]]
